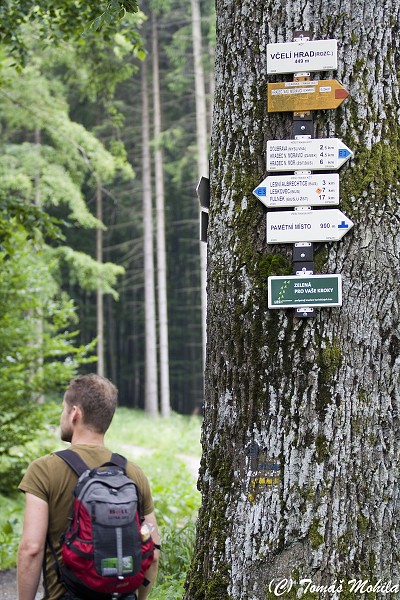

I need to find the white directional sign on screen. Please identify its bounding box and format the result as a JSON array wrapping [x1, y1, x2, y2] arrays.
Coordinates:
[[266, 208, 354, 243], [267, 138, 353, 172], [267, 39, 338, 74], [253, 173, 339, 207]]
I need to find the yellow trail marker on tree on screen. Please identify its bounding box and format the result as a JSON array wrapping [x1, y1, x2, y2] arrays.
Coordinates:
[[267, 79, 349, 113]]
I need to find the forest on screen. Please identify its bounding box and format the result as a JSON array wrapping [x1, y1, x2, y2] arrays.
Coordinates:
[[2, 1, 400, 598], [0, 0, 214, 491]]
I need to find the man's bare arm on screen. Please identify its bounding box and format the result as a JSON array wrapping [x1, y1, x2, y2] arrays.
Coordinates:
[[18, 493, 48, 600], [137, 512, 161, 600]]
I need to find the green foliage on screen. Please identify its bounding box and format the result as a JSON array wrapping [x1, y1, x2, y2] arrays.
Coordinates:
[[0, 1, 141, 67], [0, 219, 98, 491], [0, 50, 128, 312], [140, 452, 200, 527], [0, 494, 24, 569], [0, 143, 103, 229], [0, 61, 125, 185], [0, 189, 63, 245], [90, 1, 139, 33], [164, 24, 194, 96], [0, 403, 61, 494], [0, 423, 65, 566], [151, 522, 196, 599], [50, 246, 125, 299]]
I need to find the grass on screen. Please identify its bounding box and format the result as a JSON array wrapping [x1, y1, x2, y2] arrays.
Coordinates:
[[105, 407, 202, 456], [0, 407, 202, 599]]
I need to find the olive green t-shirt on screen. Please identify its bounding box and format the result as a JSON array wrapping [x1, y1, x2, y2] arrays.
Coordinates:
[[19, 444, 154, 600]]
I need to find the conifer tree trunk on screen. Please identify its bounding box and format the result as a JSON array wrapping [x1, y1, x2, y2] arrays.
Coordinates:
[[141, 58, 159, 416], [96, 178, 104, 377], [34, 127, 44, 402], [106, 295, 117, 383], [185, 1, 400, 598], [152, 10, 171, 418]]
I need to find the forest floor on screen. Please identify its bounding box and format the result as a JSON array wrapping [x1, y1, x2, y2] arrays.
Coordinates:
[[0, 569, 17, 599], [0, 568, 43, 599]]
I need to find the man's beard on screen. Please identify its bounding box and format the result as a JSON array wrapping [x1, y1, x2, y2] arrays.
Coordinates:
[[61, 425, 73, 443]]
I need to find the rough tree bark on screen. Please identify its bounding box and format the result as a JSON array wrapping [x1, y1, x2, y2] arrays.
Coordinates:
[[185, 1, 400, 599]]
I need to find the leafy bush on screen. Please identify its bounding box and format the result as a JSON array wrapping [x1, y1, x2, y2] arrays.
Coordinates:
[[0, 494, 24, 569], [0, 400, 61, 494], [0, 214, 97, 495]]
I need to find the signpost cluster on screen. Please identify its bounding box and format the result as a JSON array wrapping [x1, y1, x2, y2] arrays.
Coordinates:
[[254, 32, 354, 316]]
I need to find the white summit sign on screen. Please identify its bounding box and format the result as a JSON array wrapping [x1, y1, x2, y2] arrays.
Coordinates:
[[267, 39, 338, 74], [266, 208, 354, 243], [266, 138, 353, 172]]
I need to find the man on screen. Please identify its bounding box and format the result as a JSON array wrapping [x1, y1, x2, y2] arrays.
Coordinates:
[[18, 373, 160, 600]]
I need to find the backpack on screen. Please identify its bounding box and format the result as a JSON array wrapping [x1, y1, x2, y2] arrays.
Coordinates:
[[50, 449, 154, 600]]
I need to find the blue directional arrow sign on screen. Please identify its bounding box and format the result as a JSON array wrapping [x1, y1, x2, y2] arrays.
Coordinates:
[[267, 138, 353, 172], [254, 186, 267, 197], [253, 173, 340, 207]]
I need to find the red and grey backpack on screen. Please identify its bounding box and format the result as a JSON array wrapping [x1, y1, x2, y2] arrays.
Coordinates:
[[48, 450, 154, 600]]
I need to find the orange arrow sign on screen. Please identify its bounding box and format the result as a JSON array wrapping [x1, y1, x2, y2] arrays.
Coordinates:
[[267, 80, 349, 112]]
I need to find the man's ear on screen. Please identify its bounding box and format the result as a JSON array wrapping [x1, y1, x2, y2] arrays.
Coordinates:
[[71, 405, 83, 423]]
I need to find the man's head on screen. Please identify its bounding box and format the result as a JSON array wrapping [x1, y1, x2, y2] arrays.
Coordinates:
[[60, 374, 118, 442]]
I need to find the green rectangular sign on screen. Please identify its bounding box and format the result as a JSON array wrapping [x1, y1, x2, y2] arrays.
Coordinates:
[[268, 275, 342, 308]]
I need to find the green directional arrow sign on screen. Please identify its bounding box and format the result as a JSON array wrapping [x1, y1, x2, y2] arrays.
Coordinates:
[[268, 275, 342, 308]]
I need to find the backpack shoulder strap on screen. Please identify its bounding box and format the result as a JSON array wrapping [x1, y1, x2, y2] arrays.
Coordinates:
[[110, 452, 127, 471], [54, 449, 128, 476], [54, 449, 89, 477]]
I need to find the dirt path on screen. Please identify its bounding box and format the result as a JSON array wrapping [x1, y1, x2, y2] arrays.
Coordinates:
[[0, 569, 43, 599]]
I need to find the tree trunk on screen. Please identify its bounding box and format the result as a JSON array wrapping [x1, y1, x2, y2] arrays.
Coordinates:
[[207, 38, 215, 137], [185, 1, 400, 599], [106, 294, 117, 384], [96, 178, 104, 377], [152, 10, 171, 418], [34, 127, 44, 403], [141, 58, 159, 416], [191, 0, 209, 372]]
